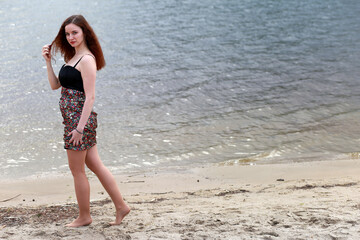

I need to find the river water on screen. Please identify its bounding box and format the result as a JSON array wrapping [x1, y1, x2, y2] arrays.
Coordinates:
[[1, 0, 360, 179]]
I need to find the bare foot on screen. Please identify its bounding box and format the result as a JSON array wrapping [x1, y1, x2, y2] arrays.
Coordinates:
[[66, 217, 92, 227], [109, 206, 131, 225]]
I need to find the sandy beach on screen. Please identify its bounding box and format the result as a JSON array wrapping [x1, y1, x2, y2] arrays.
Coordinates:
[[1, 159, 360, 239]]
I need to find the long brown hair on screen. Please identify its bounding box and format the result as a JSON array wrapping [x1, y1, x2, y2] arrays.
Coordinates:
[[51, 15, 105, 70]]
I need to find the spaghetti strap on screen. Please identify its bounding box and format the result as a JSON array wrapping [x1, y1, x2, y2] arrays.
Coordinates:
[[73, 54, 95, 67], [73, 56, 84, 68]]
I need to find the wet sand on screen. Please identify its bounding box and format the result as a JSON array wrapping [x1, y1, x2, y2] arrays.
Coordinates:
[[1, 159, 360, 239]]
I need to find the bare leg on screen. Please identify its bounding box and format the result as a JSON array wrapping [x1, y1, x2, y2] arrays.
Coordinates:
[[85, 145, 130, 225], [66, 149, 92, 227]]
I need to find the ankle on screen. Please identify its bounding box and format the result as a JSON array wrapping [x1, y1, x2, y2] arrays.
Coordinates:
[[116, 203, 129, 210], [78, 214, 92, 220]]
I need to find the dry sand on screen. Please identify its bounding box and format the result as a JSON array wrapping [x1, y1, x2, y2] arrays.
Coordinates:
[[1, 159, 360, 239]]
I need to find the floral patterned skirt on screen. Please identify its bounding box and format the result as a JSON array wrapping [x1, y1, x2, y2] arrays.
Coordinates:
[[59, 87, 97, 151]]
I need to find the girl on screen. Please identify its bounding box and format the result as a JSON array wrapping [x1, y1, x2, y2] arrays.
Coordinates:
[[41, 15, 130, 227]]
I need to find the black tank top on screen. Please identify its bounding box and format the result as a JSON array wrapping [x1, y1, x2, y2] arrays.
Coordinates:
[[59, 56, 85, 92]]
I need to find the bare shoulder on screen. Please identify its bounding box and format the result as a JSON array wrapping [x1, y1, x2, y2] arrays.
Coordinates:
[[79, 54, 96, 70], [82, 54, 96, 64]]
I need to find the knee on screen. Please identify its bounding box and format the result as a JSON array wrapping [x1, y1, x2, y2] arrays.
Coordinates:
[[86, 162, 105, 175], [68, 164, 86, 177]]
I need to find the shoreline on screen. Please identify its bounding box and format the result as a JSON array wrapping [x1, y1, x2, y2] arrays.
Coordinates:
[[1, 159, 360, 239], [1, 158, 360, 207]]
